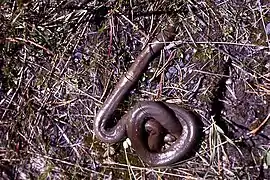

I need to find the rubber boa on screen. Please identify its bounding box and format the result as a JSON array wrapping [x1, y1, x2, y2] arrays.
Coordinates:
[[94, 23, 200, 166]]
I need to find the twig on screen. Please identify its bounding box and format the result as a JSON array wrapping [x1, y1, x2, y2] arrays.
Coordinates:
[[249, 112, 270, 135]]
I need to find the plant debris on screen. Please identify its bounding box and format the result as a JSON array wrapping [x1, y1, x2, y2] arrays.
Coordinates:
[[0, 0, 270, 179]]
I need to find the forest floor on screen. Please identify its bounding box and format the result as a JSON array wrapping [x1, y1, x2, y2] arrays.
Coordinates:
[[1, 1, 270, 179]]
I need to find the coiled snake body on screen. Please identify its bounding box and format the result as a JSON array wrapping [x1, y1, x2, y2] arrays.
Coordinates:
[[94, 24, 200, 166]]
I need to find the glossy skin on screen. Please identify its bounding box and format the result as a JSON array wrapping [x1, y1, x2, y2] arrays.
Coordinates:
[[126, 101, 199, 166], [94, 24, 199, 166], [144, 118, 166, 152]]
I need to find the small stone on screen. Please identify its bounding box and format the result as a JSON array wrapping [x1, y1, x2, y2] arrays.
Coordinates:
[[226, 78, 232, 85], [266, 23, 270, 35]]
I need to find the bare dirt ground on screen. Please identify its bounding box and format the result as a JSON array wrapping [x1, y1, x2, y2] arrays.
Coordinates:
[[0, 0, 270, 179]]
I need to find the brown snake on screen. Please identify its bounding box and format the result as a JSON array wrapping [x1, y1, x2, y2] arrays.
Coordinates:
[[94, 23, 200, 166]]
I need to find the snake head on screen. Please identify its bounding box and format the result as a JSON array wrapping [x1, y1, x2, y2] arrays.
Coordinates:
[[145, 119, 166, 152]]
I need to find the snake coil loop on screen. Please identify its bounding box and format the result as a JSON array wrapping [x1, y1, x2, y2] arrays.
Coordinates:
[[94, 23, 200, 166]]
